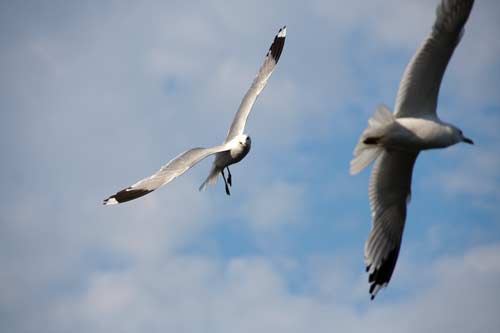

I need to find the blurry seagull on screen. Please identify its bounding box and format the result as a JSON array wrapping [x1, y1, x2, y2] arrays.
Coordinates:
[[104, 26, 286, 205], [350, 0, 475, 299]]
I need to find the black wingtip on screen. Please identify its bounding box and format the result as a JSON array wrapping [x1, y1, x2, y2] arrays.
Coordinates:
[[266, 26, 286, 63], [366, 247, 400, 300], [103, 187, 153, 205]]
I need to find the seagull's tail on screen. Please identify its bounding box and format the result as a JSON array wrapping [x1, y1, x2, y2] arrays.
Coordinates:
[[199, 164, 220, 192], [350, 105, 394, 175]]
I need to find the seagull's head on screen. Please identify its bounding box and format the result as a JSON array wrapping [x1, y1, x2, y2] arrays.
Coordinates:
[[456, 126, 474, 145], [450, 125, 474, 145], [237, 134, 251, 148]]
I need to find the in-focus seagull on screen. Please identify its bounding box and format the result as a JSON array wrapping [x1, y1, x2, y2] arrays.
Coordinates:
[[350, 0, 475, 299], [104, 26, 286, 205]]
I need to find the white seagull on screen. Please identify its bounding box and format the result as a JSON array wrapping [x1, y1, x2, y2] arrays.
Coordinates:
[[350, 0, 475, 299], [104, 26, 286, 205]]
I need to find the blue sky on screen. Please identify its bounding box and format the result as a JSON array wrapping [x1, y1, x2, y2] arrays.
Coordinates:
[[0, 0, 499, 331]]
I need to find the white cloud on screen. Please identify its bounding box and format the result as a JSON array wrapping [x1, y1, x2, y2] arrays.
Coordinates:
[[7, 243, 499, 333]]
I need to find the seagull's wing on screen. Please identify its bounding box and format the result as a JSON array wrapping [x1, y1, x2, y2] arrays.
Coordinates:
[[365, 150, 419, 299], [224, 26, 286, 142], [103, 144, 232, 205], [394, 0, 474, 119]]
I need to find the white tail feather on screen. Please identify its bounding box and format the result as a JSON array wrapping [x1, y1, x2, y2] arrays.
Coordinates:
[[368, 105, 393, 128], [199, 165, 220, 191], [350, 105, 394, 175], [350, 147, 383, 175]]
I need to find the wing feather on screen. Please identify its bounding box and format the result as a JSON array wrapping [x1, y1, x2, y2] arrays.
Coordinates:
[[365, 150, 419, 299], [103, 144, 231, 205], [394, 0, 474, 118], [224, 26, 286, 142]]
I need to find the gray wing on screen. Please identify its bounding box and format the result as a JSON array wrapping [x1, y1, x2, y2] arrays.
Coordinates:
[[224, 26, 286, 142], [365, 150, 419, 299], [394, 0, 474, 119], [103, 144, 231, 205]]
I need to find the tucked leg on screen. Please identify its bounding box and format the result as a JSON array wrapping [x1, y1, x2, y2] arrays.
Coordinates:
[[221, 169, 231, 196], [226, 167, 232, 186]]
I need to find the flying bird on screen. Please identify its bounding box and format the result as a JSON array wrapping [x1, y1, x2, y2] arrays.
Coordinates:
[[104, 26, 286, 205], [350, 0, 475, 299]]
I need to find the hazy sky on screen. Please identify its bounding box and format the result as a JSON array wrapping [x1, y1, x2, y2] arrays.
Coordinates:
[[1, 0, 499, 332]]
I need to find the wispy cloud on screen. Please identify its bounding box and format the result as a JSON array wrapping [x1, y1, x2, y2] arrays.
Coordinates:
[[7, 243, 499, 333]]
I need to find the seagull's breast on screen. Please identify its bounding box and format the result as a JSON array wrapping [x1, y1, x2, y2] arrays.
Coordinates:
[[213, 142, 251, 168], [385, 118, 454, 151], [229, 142, 251, 163]]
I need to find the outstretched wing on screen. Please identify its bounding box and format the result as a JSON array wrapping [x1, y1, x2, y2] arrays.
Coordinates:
[[394, 0, 474, 119], [365, 150, 419, 299], [224, 26, 286, 142], [103, 144, 231, 205]]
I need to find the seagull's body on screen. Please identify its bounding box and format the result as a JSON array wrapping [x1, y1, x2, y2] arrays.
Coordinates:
[[350, 0, 475, 299], [104, 26, 286, 205], [370, 116, 463, 152], [199, 134, 252, 195]]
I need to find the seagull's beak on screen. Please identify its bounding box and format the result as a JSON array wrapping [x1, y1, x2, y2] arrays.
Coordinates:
[[463, 137, 474, 145]]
